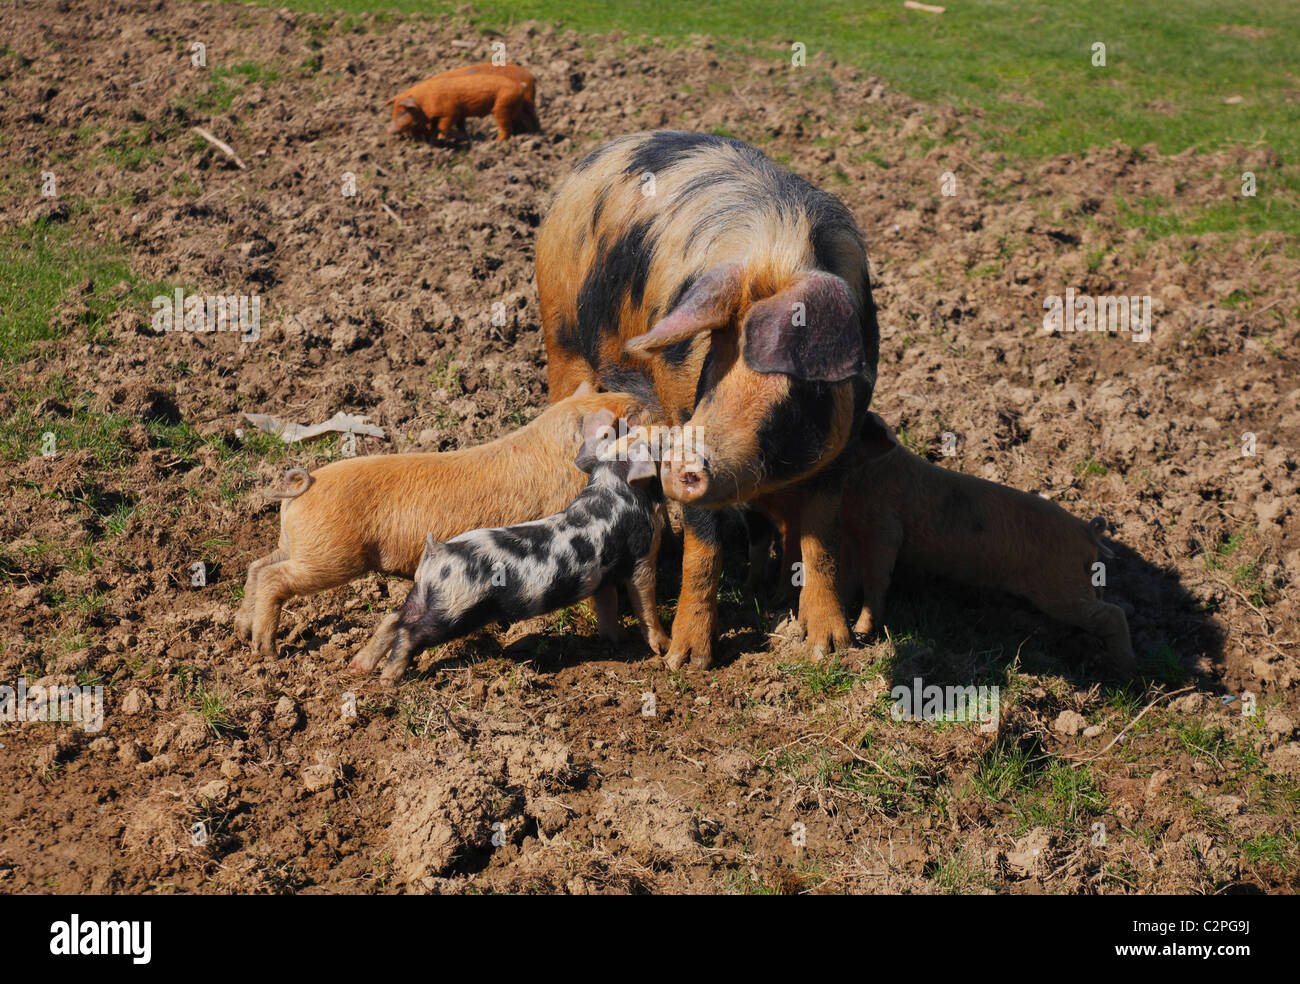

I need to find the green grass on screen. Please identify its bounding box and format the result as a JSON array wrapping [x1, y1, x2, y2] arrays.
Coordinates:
[[0, 219, 165, 362], [242, 0, 1300, 231]]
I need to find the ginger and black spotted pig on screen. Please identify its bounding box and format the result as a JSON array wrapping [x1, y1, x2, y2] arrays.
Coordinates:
[[537, 131, 881, 669], [836, 412, 1135, 672]]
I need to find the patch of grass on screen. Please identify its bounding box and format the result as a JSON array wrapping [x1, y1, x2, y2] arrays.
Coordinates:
[[255, 0, 1300, 237], [0, 219, 164, 362], [1240, 831, 1300, 870], [1072, 456, 1110, 480], [1203, 525, 1271, 607], [778, 655, 861, 699], [931, 849, 995, 894]]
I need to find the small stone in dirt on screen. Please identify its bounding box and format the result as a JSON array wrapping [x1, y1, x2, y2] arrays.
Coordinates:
[[117, 740, 146, 765], [121, 688, 153, 715], [715, 748, 757, 783], [1006, 827, 1052, 877], [220, 758, 242, 780], [89, 737, 117, 755], [303, 754, 341, 794], [1082, 724, 1104, 739], [273, 696, 302, 732], [1264, 710, 1296, 739], [1052, 710, 1087, 736], [1170, 693, 1207, 714], [1211, 794, 1244, 817]]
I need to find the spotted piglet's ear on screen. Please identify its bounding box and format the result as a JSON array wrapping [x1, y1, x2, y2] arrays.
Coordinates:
[[742, 272, 864, 382], [625, 441, 657, 484]]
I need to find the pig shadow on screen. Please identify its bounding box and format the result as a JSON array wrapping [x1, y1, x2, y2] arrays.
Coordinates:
[[858, 538, 1228, 700]]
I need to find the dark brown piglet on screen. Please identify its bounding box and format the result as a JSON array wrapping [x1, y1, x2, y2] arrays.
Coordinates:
[[840, 413, 1135, 672]]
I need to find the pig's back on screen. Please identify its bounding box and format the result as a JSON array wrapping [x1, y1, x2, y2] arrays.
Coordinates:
[[896, 459, 1097, 593], [538, 131, 873, 379]]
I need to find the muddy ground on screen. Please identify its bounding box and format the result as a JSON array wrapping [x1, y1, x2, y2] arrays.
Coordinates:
[[0, 0, 1297, 894]]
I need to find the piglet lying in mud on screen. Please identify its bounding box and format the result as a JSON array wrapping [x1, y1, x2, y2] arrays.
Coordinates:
[[235, 386, 642, 663], [840, 412, 1135, 672], [369, 411, 670, 686]]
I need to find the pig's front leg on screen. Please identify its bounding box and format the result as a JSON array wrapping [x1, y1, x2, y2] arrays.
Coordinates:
[[590, 584, 624, 644], [350, 611, 402, 674], [664, 506, 721, 670], [796, 488, 851, 658], [627, 553, 670, 658]]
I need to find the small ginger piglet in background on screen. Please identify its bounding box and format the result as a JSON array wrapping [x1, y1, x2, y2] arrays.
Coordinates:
[[234, 386, 642, 663], [840, 412, 1135, 673], [374, 411, 669, 686], [386, 62, 539, 141]]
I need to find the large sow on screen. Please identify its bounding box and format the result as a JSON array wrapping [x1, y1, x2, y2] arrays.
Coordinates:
[[537, 131, 880, 668]]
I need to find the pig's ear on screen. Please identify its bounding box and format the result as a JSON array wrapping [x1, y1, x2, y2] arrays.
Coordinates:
[[424, 532, 439, 556], [572, 380, 595, 396], [574, 436, 603, 474], [742, 272, 864, 382], [395, 96, 427, 123], [575, 410, 616, 473], [625, 442, 658, 484], [860, 411, 899, 458], [624, 263, 744, 357]]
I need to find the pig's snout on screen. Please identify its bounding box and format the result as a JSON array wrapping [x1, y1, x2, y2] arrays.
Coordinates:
[[662, 453, 711, 504]]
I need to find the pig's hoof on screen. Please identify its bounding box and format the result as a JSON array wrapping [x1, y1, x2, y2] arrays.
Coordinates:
[[852, 612, 877, 637], [646, 629, 671, 659], [800, 617, 850, 660], [664, 643, 712, 671]]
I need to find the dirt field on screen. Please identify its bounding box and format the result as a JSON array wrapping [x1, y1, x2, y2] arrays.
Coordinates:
[[1, 0, 1297, 894]]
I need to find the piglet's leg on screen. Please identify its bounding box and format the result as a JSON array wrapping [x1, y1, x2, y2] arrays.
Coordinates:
[[492, 100, 514, 141], [795, 489, 851, 658], [235, 547, 286, 644], [1046, 597, 1136, 675], [627, 557, 670, 658], [853, 534, 900, 637], [380, 628, 419, 687], [591, 584, 624, 644], [350, 611, 402, 674]]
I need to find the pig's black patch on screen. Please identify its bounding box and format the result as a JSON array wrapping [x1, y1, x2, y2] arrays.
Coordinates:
[[597, 365, 660, 410], [569, 533, 596, 565], [692, 347, 717, 408], [489, 525, 553, 557], [576, 219, 657, 368], [574, 138, 621, 173], [591, 185, 609, 231], [683, 504, 722, 548], [756, 381, 834, 481], [624, 131, 739, 179]]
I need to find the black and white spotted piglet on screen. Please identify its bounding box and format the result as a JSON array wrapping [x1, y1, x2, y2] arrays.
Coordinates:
[[378, 410, 670, 685]]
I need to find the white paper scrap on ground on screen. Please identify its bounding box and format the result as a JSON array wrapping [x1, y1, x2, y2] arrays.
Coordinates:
[[241, 411, 385, 444]]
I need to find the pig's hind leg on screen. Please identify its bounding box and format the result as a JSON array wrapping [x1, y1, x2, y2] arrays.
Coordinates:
[[627, 557, 670, 658], [491, 99, 515, 141], [853, 535, 900, 637], [249, 558, 332, 660], [235, 547, 286, 645], [1042, 594, 1135, 675]]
